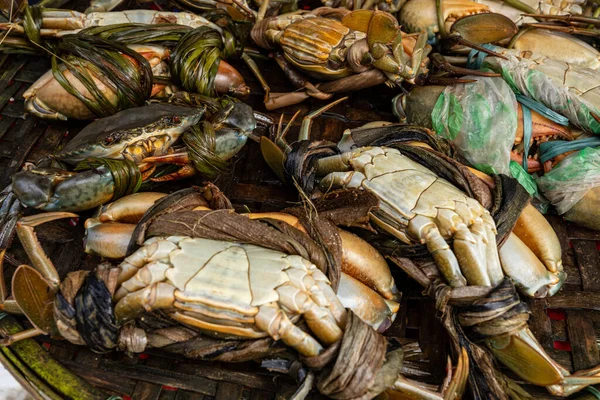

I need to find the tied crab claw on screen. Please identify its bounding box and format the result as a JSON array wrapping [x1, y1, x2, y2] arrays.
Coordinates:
[[0, 188, 470, 400]]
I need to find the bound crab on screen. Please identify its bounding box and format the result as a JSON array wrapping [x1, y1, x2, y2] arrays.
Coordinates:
[[0, 101, 258, 250], [392, 52, 600, 231], [257, 101, 600, 397], [0, 187, 471, 400], [248, 7, 432, 109], [0, 8, 251, 121]]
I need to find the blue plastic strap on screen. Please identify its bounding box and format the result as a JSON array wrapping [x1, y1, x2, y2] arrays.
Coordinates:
[[585, 386, 600, 400], [516, 94, 569, 126], [540, 137, 600, 163], [0, 312, 7, 321], [521, 103, 532, 170], [466, 44, 497, 70]]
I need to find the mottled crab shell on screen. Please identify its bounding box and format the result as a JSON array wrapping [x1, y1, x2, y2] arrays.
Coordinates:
[[55, 104, 204, 164], [279, 17, 357, 80]]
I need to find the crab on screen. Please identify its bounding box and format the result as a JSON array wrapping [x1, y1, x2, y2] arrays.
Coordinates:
[[256, 101, 600, 396], [248, 7, 431, 109], [0, 186, 475, 399], [0, 102, 256, 252]]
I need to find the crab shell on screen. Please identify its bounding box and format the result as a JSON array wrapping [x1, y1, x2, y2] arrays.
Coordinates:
[[511, 30, 600, 70], [111, 235, 399, 357], [54, 104, 204, 164], [10, 106, 202, 212], [254, 13, 368, 81]]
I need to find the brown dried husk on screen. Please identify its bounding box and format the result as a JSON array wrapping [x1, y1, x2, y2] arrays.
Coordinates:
[[302, 312, 403, 400]]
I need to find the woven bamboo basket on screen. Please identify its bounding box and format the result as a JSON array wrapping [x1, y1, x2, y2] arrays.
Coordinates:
[[1, 7, 599, 398]]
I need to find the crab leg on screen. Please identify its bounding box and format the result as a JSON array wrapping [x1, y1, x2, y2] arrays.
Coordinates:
[[522, 23, 600, 37], [299, 97, 349, 141], [487, 327, 600, 397], [275, 282, 343, 345], [390, 348, 469, 399], [255, 303, 324, 356], [0, 257, 44, 346], [408, 216, 467, 287], [115, 282, 177, 322], [16, 212, 78, 288], [0, 251, 21, 315]]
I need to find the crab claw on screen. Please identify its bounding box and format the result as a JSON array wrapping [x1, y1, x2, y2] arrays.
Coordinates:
[[84, 192, 167, 259], [449, 13, 517, 45], [337, 272, 399, 333], [564, 186, 600, 231], [499, 233, 562, 298], [497, 204, 565, 298], [12, 167, 115, 212], [513, 204, 563, 275], [488, 327, 600, 397]]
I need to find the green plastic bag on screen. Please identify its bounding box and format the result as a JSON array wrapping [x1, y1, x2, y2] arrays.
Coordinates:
[[432, 76, 517, 175], [482, 48, 600, 135], [537, 146, 600, 214]]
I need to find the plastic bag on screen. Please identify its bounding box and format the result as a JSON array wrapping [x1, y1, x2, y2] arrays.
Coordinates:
[[431, 76, 517, 175], [536, 146, 600, 214], [482, 48, 600, 135]]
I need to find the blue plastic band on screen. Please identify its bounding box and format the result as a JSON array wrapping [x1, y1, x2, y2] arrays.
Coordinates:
[[585, 386, 600, 400], [516, 94, 569, 126], [466, 44, 497, 70], [521, 103, 532, 170], [0, 312, 7, 321], [540, 137, 600, 163]]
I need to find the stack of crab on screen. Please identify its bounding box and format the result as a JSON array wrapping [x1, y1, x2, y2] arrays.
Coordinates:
[[0, 0, 600, 398]]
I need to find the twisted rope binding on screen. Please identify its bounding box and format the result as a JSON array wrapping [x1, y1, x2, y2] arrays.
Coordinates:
[[183, 121, 229, 179], [54, 272, 119, 354], [75, 158, 142, 201], [457, 278, 530, 342], [301, 312, 403, 400], [170, 26, 225, 96], [51, 35, 153, 118]]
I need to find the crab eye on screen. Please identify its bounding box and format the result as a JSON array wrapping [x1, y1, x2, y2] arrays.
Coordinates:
[[172, 116, 181, 124], [104, 137, 113, 144]]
